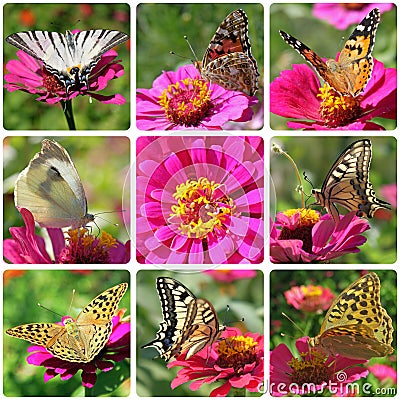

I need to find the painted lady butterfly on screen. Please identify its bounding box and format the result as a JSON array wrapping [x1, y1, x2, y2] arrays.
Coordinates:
[[195, 9, 260, 96], [280, 8, 380, 97]]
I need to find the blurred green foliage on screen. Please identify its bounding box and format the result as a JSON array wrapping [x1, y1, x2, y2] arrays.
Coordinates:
[[3, 3, 130, 130], [270, 4, 396, 130], [137, 270, 264, 397], [270, 270, 397, 396], [3, 270, 130, 396], [136, 3, 264, 90], [3, 136, 131, 254], [270, 136, 397, 263]]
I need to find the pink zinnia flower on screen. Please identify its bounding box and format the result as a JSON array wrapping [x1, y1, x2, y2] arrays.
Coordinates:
[[3, 208, 130, 264], [284, 284, 335, 313], [270, 59, 396, 130], [381, 183, 397, 208], [4, 48, 127, 105], [169, 327, 263, 397], [270, 209, 369, 263], [203, 270, 257, 282], [25, 312, 130, 388], [368, 364, 397, 385], [270, 337, 368, 396], [136, 64, 258, 130], [313, 3, 394, 30], [136, 136, 264, 264]]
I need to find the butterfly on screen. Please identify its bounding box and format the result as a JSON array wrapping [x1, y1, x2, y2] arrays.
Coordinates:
[[309, 272, 394, 359], [312, 139, 390, 224], [280, 8, 380, 97], [195, 9, 259, 96], [141, 277, 224, 362], [5, 29, 129, 95], [6, 283, 128, 363], [14, 139, 95, 229]]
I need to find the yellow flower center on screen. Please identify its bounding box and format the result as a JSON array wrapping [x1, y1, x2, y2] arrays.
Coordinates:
[[158, 78, 212, 127], [278, 208, 320, 254], [217, 335, 258, 374], [287, 349, 330, 386], [317, 84, 361, 128], [170, 177, 235, 239]]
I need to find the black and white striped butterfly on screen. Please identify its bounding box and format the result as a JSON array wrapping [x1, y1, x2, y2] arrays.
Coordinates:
[[142, 277, 224, 362], [312, 139, 390, 224], [5, 29, 129, 95]]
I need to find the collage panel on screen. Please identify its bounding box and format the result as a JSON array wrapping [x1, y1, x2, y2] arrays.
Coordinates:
[[270, 3, 396, 130], [3, 3, 130, 130], [3, 269, 130, 396], [136, 136, 264, 264], [270, 269, 397, 396], [3, 136, 130, 264], [137, 269, 264, 397], [136, 3, 264, 130], [270, 136, 396, 264]]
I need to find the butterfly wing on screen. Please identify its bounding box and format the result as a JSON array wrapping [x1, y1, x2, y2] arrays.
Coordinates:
[[14, 139, 93, 228], [312, 139, 390, 224], [142, 277, 223, 361], [200, 9, 259, 96], [74, 283, 128, 361], [6, 30, 129, 92], [6, 322, 66, 348], [310, 273, 394, 359]]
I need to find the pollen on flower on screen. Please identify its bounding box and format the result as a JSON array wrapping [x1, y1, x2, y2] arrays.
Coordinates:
[[216, 336, 258, 373], [287, 349, 331, 385], [158, 78, 212, 127], [41, 68, 65, 94], [317, 84, 361, 127], [279, 209, 320, 254], [169, 177, 235, 239], [59, 229, 118, 263], [283, 208, 320, 226]]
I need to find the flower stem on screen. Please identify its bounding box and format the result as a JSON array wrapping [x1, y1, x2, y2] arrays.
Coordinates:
[[61, 99, 76, 130], [272, 143, 305, 208]]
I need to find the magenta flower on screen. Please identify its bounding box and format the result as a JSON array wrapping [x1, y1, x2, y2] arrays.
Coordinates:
[[136, 64, 258, 130], [368, 364, 397, 384], [270, 59, 396, 130], [136, 136, 264, 264], [169, 327, 263, 397], [270, 209, 370, 263], [25, 313, 130, 388], [284, 284, 335, 313], [381, 183, 397, 208], [270, 337, 368, 396], [4, 208, 130, 264], [313, 3, 394, 30], [4, 49, 127, 104], [203, 270, 257, 282]]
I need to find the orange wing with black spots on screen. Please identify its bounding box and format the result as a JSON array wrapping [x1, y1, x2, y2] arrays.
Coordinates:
[[280, 8, 380, 97]]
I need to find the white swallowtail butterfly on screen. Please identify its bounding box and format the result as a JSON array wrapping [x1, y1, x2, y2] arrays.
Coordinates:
[[312, 139, 390, 224], [5, 29, 129, 95], [142, 277, 224, 362]]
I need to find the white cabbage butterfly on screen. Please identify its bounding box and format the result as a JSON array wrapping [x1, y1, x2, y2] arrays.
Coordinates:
[[5, 29, 129, 95], [14, 139, 94, 228]]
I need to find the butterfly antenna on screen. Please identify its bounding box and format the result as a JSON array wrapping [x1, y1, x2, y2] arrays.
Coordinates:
[[67, 289, 76, 315], [282, 312, 306, 336], [37, 303, 64, 318], [184, 35, 200, 63]]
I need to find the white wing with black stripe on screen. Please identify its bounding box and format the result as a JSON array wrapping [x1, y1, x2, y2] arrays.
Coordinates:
[[312, 139, 390, 224], [6, 29, 129, 94], [142, 277, 224, 362]]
